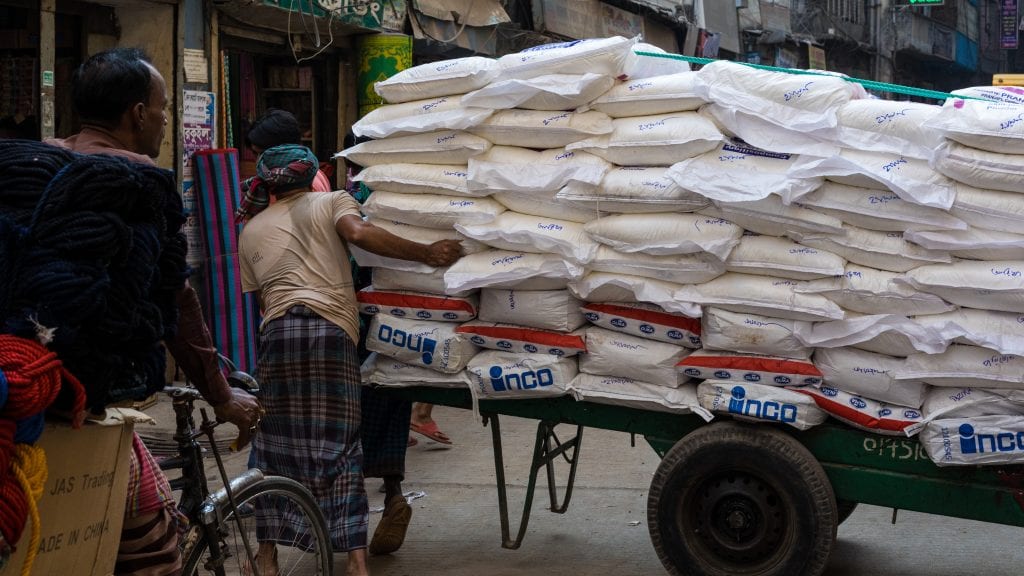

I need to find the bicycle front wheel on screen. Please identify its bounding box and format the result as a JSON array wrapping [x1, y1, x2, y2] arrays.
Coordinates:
[[182, 475, 333, 575]]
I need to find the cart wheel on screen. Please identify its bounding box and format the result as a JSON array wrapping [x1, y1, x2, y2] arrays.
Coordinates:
[[836, 499, 858, 525], [647, 422, 837, 576]]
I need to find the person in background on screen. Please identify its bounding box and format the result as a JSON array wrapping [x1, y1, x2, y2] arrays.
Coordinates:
[[238, 144, 462, 576], [46, 47, 261, 575]]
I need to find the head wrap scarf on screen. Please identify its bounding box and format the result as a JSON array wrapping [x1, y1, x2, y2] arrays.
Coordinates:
[[235, 144, 319, 222]]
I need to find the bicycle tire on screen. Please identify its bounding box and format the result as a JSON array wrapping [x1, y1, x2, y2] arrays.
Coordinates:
[[181, 475, 334, 575]]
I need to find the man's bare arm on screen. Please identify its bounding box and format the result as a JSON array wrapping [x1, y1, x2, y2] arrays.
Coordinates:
[[335, 215, 463, 267]]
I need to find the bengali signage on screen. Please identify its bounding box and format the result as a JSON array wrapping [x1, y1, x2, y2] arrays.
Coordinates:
[[1001, 0, 1019, 49]]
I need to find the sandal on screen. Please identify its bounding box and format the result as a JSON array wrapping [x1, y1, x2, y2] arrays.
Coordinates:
[[409, 421, 452, 445], [369, 495, 412, 555]]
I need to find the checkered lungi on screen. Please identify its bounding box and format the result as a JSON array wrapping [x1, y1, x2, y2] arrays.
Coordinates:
[[250, 305, 368, 552]]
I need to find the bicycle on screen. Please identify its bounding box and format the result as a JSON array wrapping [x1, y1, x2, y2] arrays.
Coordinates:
[[157, 366, 334, 575]]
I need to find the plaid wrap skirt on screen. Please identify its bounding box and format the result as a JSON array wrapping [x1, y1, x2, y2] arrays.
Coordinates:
[[251, 305, 368, 552]]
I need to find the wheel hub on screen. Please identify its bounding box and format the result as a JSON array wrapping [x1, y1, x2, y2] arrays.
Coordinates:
[[690, 473, 787, 566]]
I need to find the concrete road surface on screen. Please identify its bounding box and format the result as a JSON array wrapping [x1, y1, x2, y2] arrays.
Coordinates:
[[143, 397, 1024, 576]]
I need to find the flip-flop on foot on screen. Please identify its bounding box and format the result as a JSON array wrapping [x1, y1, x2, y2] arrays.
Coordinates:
[[409, 421, 452, 445]]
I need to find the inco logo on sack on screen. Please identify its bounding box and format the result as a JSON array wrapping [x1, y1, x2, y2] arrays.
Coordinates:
[[610, 318, 628, 328], [488, 365, 554, 392], [683, 368, 702, 377], [639, 324, 655, 334], [548, 348, 566, 357], [904, 409, 922, 419], [850, 397, 868, 409], [955, 423, 1024, 455], [584, 312, 600, 322], [496, 340, 513, 349], [728, 386, 798, 423], [524, 344, 538, 353], [389, 309, 407, 317], [377, 324, 438, 365], [743, 373, 761, 383], [365, 305, 380, 314], [416, 311, 433, 319], [443, 312, 459, 320], [714, 370, 732, 379], [774, 375, 792, 385], [470, 335, 486, 346]]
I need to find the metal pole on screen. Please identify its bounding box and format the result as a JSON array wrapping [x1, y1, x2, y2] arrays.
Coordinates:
[[39, 0, 56, 140]]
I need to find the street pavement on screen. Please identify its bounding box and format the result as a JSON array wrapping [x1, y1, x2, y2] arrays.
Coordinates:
[[140, 395, 1024, 576]]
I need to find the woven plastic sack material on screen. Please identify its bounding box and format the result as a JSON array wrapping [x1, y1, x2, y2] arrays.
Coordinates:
[[360, 353, 470, 388], [949, 86, 1024, 105], [469, 109, 613, 148], [835, 100, 943, 160], [725, 235, 845, 281], [699, 195, 843, 238], [352, 95, 494, 139], [477, 288, 587, 332], [354, 163, 482, 197], [789, 148, 957, 210], [580, 327, 690, 387], [468, 146, 611, 194], [904, 228, 1024, 261], [622, 43, 692, 80], [701, 308, 811, 360], [918, 387, 1024, 426], [901, 260, 1024, 313], [372, 267, 473, 298], [366, 313, 480, 373], [338, 131, 491, 167], [896, 344, 1024, 389], [557, 167, 709, 213], [466, 350, 577, 399], [932, 140, 1024, 194], [492, 190, 602, 223], [353, 218, 486, 273], [570, 374, 712, 419], [361, 192, 505, 229], [445, 251, 583, 292], [496, 36, 636, 82], [793, 313, 948, 357], [925, 99, 1024, 154], [590, 72, 704, 117], [790, 225, 950, 273], [796, 264, 954, 316], [791, 385, 923, 436], [695, 61, 858, 132], [667, 138, 822, 204], [582, 302, 702, 348], [812, 347, 927, 408], [950, 183, 1024, 235], [797, 181, 966, 232], [568, 272, 700, 317], [456, 321, 587, 357], [700, 103, 839, 157], [673, 273, 844, 322], [697, 381, 827, 431], [456, 212, 599, 264], [588, 245, 726, 285], [584, 213, 742, 259], [373, 57, 500, 104], [566, 112, 723, 166], [461, 73, 614, 111], [914, 308, 1024, 356], [356, 287, 478, 322], [678, 350, 823, 387], [920, 415, 1024, 466]]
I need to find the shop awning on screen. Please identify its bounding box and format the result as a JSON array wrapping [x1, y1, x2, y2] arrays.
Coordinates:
[[408, 0, 510, 56]]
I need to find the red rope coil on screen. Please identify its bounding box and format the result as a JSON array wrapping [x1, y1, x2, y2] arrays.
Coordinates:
[[0, 335, 85, 423]]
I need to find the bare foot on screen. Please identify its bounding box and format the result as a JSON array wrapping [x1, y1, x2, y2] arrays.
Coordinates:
[[347, 548, 370, 576], [242, 542, 278, 576]]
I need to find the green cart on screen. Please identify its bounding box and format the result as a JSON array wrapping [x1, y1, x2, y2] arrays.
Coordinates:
[[381, 386, 1024, 576]]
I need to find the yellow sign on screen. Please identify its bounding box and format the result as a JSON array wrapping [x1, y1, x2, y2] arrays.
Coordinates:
[[993, 74, 1024, 86], [808, 45, 827, 71]]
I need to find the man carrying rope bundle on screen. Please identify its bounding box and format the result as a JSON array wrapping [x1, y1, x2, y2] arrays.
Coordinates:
[[45, 48, 261, 575]]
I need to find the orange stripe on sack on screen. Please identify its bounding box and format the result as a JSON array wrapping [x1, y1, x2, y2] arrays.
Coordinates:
[[455, 325, 586, 350], [676, 354, 823, 377], [356, 291, 476, 313], [583, 303, 701, 335]]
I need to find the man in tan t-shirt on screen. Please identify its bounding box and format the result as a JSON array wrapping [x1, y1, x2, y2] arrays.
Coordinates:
[[237, 144, 460, 576]]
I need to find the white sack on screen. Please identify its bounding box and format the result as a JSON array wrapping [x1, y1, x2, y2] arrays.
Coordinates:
[[496, 36, 636, 82], [356, 287, 478, 322], [492, 190, 601, 223], [835, 100, 943, 160], [921, 415, 1024, 466], [678, 350, 824, 386], [588, 245, 727, 285], [352, 96, 494, 138], [701, 308, 811, 359], [456, 321, 587, 357], [949, 86, 1024, 105], [701, 103, 839, 157], [566, 112, 723, 166], [568, 272, 700, 317], [361, 192, 505, 229], [897, 345, 1024, 389], [468, 109, 613, 148], [622, 43, 692, 81], [360, 353, 470, 388], [793, 313, 948, 356], [924, 100, 1024, 154], [590, 72, 705, 117], [584, 213, 742, 259], [950, 183, 1024, 235], [468, 146, 611, 193], [557, 167, 709, 213], [461, 73, 614, 111], [445, 251, 583, 292], [914, 308, 1024, 356], [456, 212, 598, 263], [579, 327, 690, 387], [797, 181, 966, 232], [582, 302, 702, 348], [921, 387, 1024, 422], [725, 235, 846, 280], [366, 314, 479, 373], [813, 347, 928, 408], [791, 385, 923, 436], [901, 260, 1024, 313], [932, 140, 1024, 193], [372, 267, 473, 297], [570, 374, 711, 418], [673, 273, 845, 322], [697, 380, 828, 430], [354, 163, 482, 197], [477, 288, 587, 332], [699, 195, 844, 238], [466, 351, 577, 399], [373, 57, 500, 103], [795, 264, 955, 316], [339, 130, 491, 167], [904, 228, 1024, 261], [790, 225, 951, 273]]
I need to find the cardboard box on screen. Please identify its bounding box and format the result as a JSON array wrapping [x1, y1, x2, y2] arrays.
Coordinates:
[[0, 410, 145, 576]]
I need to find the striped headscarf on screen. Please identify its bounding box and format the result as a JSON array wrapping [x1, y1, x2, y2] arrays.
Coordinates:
[[235, 144, 319, 222]]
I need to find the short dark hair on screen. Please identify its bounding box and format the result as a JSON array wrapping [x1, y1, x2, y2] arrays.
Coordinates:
[[72, 48, 154, 127], [247, 109, 302, 150]]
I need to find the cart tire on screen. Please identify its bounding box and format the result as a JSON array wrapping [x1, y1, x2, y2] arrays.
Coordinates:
[[836, 500, 858, 525], [647, 421, 837, 576]]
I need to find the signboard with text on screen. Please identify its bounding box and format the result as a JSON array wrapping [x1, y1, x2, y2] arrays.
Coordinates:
[[1001, 0, 1019, 49]]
